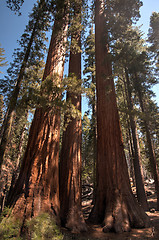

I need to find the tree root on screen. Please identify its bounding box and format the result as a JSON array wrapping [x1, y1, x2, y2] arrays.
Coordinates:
[[65, 206, 87, 233], [89, 189, 150, 233], [102, 190, 150, 233]]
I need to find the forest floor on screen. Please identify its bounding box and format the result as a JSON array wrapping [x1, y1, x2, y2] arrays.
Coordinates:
[[62, 182, 159, 239]]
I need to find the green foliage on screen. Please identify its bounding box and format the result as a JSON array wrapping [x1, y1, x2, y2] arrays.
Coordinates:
[[115, 74, 132, 159], [6, 0, 24, 15], [82, 20, 96, 185], [0, 44, 7, 73], [66, 0, 83, 55], [0, 108, 30, 200], [148, 12, 159, 70], [63, 73, 83, 95], [148, 12, 159, 48], [1, 0, 52, 102], [103, 0, 143, 43], [17, 61, 44, 110], [0, 208, 22, 240], [83, 27, 95, 69], [0, 211, 63, 240], [0, 207, 12, 221], [82, 114, 96, 184], [6, 109, 29, 164], [62, 101, 82, 131], [0, 94, 4, 126], [61, 74, 83, 130], [26, 213, 63, 240], [39, 74, 63, 109], [114, 22, 159, 178], [83, 27, 96, 107]]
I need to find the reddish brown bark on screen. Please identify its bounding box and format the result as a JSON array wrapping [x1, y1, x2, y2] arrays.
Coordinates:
[[5, 3, 68, 225], [88, 0, 150, 233], [59, 1, 87, 233]]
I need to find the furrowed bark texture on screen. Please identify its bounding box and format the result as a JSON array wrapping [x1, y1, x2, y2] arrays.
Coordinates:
[[88, 0, 150, 233], [5, 4, 68, 223], [59, 1, 87, 233]]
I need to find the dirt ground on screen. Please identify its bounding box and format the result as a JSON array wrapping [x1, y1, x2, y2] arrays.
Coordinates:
[[62, 183, 159, 239]]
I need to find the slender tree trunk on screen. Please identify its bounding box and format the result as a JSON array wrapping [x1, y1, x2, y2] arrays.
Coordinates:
[[124, 68, 148, 210], [4, 111, 29, 212], [134, 73, 159, 210], [92, 75, 97, 201], [59, 1, 87, 233], [5, 2, 68, 226], [120, 77, 135, 186], [0, 0, 46, 172], [127, 124, 136, 186], [16, 113, 28, 167], [88, 0, 150, 233], [90, 27, 97, 190]]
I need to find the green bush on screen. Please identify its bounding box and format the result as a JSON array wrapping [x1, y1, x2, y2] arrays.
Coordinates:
[[26, 212, 63, 240], [0, 210, 22, 240], [0, 209, 63, 239]]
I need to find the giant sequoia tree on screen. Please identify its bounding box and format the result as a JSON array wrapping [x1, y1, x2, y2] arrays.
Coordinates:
[[1, 0, 158, 237], [5, 0, 68, 224], [60, 0, 87, 233], [88, 0, 150, 232]]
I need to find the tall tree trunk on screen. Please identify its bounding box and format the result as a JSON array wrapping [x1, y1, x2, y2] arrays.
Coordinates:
[[88, 0, 150, 233], [124, 68, 148, 210], [0, 0, 46, 172], [5, 2, 68, 226], [134, 73, 159, 210], [59, 1, 87, 233]]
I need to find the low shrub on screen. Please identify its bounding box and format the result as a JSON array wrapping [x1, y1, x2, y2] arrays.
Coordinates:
[[26, 212, 63, 240], [0, 208, 22, 239]]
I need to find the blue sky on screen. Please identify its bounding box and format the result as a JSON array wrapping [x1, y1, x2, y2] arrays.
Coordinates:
[[0, 0, 159, 109], [137, 0, 159, 106]]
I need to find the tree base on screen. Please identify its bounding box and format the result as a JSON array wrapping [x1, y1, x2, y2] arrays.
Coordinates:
[[89, 189, 150, 233], [65, 206, 87, 233]]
